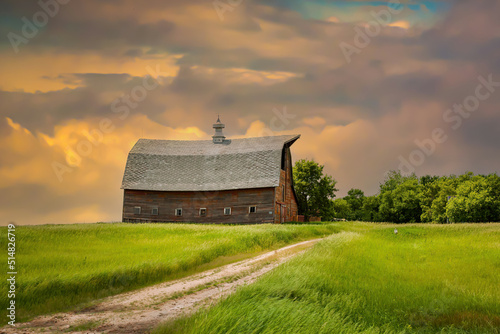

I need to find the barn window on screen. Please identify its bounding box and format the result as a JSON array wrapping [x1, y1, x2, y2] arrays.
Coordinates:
[[175, 208, 182, 216], [200, 208, 207, 216], [282, 185, 285, 201], [249, 206, 257, 213], [133, 206, 141, 215], [152, 207, 159, 215], [224, 207, 231, 215]]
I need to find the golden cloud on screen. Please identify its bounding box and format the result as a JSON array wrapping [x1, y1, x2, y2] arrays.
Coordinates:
[[0, 51, 181, 93]]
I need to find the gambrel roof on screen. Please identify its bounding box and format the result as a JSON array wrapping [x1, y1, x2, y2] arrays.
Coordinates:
[[121, 134, 300, 192]]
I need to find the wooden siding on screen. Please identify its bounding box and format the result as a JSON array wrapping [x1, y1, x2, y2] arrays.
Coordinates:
[[122, 187, 275, 224], [274, 146, 299, 223]]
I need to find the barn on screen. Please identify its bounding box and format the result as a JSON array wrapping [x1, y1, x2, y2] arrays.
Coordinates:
[[121, 118, 300, 224]]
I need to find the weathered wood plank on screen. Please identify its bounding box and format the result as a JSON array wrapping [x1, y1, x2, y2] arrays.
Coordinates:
[[123, 187, 275, 224], [274, 146, 299, 223]]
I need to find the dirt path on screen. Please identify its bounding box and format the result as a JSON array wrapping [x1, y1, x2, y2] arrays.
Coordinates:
[[3, 238, 322, 334]]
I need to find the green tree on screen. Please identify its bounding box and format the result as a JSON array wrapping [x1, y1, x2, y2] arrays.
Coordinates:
[[419, 175, 457, 223], [344, 188, 365, 220], [331, 198, 351, 220], [361, 195, 381, 222], [345, 189, 364, 209], [293, 159, 338, 221], [379, 171, 422, 223], [447, 174, 500, 222], [380, 170, 408, 192]]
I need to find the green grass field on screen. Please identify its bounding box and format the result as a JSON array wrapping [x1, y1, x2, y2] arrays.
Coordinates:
[[155, 223, 500, 334], [0, 222, 339, 325]]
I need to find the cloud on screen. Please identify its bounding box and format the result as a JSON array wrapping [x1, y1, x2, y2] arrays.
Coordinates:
[[388, 20, 410, 29], [302, 116, 326, 127], [0, 115, 210, 225], [1, 0, 499, 224]]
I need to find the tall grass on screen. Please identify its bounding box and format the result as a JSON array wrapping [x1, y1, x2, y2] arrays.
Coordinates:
[[0, 222, 339, 325], [155, 223, 500, 334]]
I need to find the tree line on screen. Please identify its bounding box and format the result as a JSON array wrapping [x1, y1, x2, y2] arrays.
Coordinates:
[[293, 159, 500, 223]]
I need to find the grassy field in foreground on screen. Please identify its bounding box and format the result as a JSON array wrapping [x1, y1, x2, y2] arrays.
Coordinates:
[[155, 223, 500, 334], [0, 222, 339, 325]]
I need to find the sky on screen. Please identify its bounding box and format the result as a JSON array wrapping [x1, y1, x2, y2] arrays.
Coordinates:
[[0, 0, 499, 225]]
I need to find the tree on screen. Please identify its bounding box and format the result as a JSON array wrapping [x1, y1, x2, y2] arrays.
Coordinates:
[[293, 159, 338, 221], [331, 198, 351, 220], [344, 188, 365, 220], [379, 171, 422, 223], [361, 195, 381, 222], [380, 170, 408, 192], [446, 174, 500, 222], [345, 189, 364, 209], [419, 175, 456, 223], [294, 170, 499, 224]]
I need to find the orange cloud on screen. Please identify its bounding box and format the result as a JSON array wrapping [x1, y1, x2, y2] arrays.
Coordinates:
[[388, 20, 411, 29], [189, 66, 299, 86], [0, 115, 210, 225], [0, 51, 181, 93]]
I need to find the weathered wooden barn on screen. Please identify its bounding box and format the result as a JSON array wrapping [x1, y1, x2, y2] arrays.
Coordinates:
[[121, 118, 300, 224]]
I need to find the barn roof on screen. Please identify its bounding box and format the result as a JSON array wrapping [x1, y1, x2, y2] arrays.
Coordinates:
[[121, 134, 300, 192]]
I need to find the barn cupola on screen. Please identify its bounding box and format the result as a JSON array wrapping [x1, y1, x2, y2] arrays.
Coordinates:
[[212, 115, 226, 144]]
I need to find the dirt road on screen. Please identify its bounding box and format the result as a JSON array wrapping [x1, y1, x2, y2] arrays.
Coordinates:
[[3, 238, 322, 334]]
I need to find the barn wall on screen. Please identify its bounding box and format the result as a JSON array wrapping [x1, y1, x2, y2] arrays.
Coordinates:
[[122, 187, 276, 224], [274, 146, 299, 223]]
